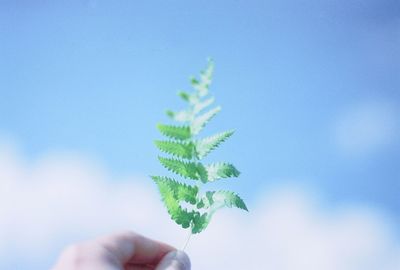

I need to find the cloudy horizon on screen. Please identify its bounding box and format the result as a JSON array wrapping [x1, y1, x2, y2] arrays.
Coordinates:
[[1, 140, 399, 269]]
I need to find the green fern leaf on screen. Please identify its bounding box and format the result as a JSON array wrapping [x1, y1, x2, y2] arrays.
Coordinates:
[[176, 210, 196, 229], [191, 212, 210, 234], [201, 58, 214, 85], [166, 109, 194, 122], [211, 191, 248, 211], [190, 77, 205, 96], [178, 91, 190, 102], [191, 106, 221, 135], [193, 97, 215, 115], [195, 130, 234, 159], [158, 157, 207, 181], [167, 97, 215, 124], [152, 177, 196, 228], [191, 60, 214, 97], [205, 162, 240, 181], [196, 191, 214, 209], [178, 91, 199, 104], [154, 140, 195, 159], [198, 191, 248, 211], [157, 124, 191, 140], [151, 176, 198, 204]]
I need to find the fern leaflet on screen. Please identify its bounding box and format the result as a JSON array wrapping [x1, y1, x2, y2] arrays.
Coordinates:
[[205, 162, 240, 181], [190, 106, 221, 135], [158, 157, 207, 182], [195, 130, 234, 159], [157, 124, 191, 140], [155, 141, 195, 159]]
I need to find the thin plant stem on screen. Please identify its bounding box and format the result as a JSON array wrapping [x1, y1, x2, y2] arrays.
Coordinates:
[[182, 229, 193, 251]]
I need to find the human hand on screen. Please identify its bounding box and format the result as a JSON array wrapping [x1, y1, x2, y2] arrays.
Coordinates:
[[51, 231, 191, 270]]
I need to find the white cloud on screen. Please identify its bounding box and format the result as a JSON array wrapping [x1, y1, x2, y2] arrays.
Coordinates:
[[333, 101, 399, 157], [0, 142, 399, 270]]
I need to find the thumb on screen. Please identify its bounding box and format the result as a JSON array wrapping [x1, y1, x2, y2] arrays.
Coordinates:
[[155, 250, 191, 270]]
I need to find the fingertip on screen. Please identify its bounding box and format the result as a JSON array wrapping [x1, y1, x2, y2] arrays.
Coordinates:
[[155, 250, 191, 270]]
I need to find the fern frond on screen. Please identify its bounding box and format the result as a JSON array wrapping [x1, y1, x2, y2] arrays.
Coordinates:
[[157, 124, 191, 140], [155, 140, 195, 159], [158, 157, 207, 181], [152, 60, 248, 236], [195, 130, 234, 159], [205, 162, 240, 181], [191, 106, 221, 135]]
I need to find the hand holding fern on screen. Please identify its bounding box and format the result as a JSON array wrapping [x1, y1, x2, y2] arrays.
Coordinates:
[[51, 231, 191, 270]]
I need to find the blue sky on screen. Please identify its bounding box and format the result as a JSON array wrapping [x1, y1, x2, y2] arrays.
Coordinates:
[[1, 1, 400, 269], [1, 0, 399, 227]]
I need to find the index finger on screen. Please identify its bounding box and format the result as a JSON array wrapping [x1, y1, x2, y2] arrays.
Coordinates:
[[96, 231, 176, 266]]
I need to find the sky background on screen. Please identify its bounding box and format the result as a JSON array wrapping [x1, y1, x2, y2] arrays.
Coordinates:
[[0, 0, 399, 269]]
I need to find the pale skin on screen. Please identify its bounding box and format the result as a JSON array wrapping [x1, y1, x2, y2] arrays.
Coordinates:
[[51, 231, 191, 270]]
